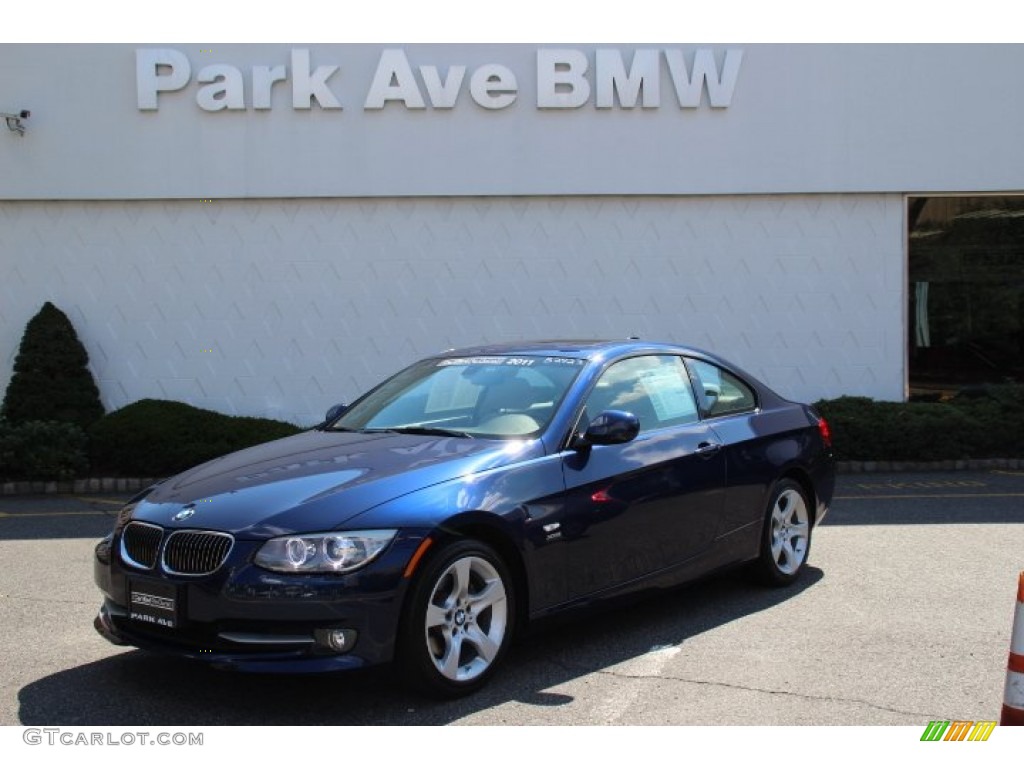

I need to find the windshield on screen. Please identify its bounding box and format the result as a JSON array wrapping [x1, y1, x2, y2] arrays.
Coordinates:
[[330, 355, 587, 439]]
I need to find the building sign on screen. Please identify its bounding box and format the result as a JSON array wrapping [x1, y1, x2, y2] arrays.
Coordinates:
[[7, 45, 1023, 200], [136, 48, 743, 112]]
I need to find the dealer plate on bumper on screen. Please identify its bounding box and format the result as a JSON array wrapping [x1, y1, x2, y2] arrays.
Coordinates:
[[128, 579, 181, 629]]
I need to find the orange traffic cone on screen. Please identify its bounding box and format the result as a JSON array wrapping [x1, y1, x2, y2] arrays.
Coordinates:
[[1001, 571, 1024, 725]]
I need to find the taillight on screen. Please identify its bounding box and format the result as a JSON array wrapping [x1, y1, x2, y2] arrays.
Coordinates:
[[817, 417, 832, 448]]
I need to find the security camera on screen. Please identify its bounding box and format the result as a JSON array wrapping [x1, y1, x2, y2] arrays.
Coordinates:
[[2, 110, 30, 136]]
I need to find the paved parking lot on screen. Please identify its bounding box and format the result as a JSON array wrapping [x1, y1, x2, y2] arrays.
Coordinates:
[[1, 470, 1023, 726]]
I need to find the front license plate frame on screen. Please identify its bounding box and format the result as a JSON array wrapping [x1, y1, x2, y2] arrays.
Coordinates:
[[128, 578, 181, 629]]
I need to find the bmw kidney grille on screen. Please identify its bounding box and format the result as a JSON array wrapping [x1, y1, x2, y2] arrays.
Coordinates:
[[162, 530, 234, 576], [120, 521, 163, 570], [120, 522, 233, 576]]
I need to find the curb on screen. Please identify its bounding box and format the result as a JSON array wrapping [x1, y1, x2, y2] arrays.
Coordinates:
[[1, 477, 161, 497], [2, 459, 1023, 496]]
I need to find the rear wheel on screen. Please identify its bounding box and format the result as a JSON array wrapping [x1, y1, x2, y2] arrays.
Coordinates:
[[751, 479, 812, 586], [399, 539, 514, 698]]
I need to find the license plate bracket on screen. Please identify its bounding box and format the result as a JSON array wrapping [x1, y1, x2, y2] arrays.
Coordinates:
[[128, 579, 181, 629]]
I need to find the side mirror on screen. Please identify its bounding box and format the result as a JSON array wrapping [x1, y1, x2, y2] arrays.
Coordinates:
[[324, 403, 348, 423], [575, 409, 640, 448]]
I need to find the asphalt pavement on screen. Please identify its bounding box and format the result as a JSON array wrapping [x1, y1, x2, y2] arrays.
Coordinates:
[[1, 470, 1022, 725]]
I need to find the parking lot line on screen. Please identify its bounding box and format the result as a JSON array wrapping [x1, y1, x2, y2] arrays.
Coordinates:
[[68, 496, 127, 506], [852, 481, 987, 489]]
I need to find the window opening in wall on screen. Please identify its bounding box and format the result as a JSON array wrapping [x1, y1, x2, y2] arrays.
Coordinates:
[[908, 196, 1024, 400]]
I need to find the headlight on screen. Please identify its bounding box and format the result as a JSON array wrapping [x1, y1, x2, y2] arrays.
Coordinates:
[[114, 485, 157, 532], [254, 530, 397, 574], [114, 503, 138, 532], [95, 533, 114, 565]]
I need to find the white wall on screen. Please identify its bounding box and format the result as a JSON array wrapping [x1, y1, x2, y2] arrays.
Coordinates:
[[0, 194, 904, 424], [1, 44, 1023, 199]]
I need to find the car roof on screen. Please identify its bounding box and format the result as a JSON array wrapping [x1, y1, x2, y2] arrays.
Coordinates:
[[439, 339, 715, 361]]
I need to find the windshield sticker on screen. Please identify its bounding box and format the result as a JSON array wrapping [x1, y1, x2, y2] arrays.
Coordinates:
[[439, 355, 584, 368], [437, 357, 507, 367]]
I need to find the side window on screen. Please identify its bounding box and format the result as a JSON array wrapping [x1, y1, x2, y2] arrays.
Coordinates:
[[687, 359, 757, 417], [584, 355, 699, 434]]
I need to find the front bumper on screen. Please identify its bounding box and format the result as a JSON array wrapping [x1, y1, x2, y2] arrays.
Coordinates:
[[93, 530, 425, 672], [93, 600, 372, 673]]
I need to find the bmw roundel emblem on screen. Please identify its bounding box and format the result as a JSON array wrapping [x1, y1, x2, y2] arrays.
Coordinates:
[[173, 506, 195, 522]]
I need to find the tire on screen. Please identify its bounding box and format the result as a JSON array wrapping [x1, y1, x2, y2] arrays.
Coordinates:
[[398, 539, 515, 698], [750, 479, 812, 587]]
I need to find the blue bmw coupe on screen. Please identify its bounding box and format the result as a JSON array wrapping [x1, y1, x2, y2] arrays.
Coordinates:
[[94, 340, 834, 696]]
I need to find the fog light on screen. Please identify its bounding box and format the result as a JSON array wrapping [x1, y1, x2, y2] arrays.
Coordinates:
[[315, 628, 357, 653]]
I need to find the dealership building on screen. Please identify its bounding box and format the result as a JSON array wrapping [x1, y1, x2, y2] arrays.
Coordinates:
[[1, 44, 1022, 425]]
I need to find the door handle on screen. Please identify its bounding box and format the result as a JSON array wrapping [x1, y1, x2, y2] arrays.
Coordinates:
[[695, 441, 722, 458]]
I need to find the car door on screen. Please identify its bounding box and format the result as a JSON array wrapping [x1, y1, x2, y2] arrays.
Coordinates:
[[558, 355, 727, 601], [685, 356, 791, 537]]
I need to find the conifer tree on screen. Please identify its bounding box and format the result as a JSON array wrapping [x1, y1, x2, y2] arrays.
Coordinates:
[[1, 302, 104, 428]]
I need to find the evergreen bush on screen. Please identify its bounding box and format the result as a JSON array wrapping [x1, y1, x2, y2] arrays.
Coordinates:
[[1, 302, 104, 429]]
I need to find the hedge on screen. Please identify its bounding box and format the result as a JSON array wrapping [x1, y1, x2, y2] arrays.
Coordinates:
[[5, 391, 1023, 481], [88, 399, 303, 477], [0, 420, 90, 480], [815, 385, 1024, 462]]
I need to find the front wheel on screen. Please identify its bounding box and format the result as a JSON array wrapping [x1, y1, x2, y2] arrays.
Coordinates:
[[398, 539, 514, 698], [750, 479, 812, 586]]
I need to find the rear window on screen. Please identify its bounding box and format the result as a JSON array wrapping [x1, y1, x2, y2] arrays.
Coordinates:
[[686, 359, 757, 417]]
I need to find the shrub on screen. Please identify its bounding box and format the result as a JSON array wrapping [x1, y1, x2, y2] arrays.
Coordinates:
[[948, 385, 1024, 457], [815, 388, 1024, 461], [0, 420, 89, 480], [1, 302, 105, 429], [88, 399, 303, 477]]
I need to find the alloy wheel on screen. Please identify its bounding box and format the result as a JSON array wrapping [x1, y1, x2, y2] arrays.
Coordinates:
[[424, 555, 508, 682], [769, 488, 810, 575]]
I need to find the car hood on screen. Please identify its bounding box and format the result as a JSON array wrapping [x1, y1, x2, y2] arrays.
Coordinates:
[[130, 429, 542, 538]]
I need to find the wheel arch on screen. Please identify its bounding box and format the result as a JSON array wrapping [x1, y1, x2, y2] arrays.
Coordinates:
[[748, 467, 816, 586]]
